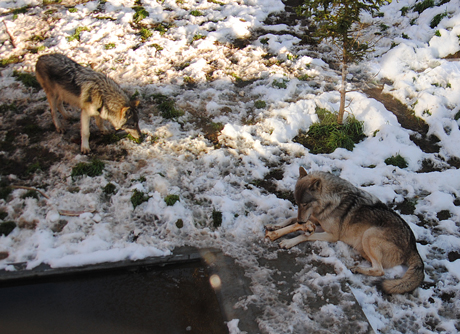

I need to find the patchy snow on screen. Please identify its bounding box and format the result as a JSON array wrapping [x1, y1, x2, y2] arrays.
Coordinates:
[[0, 0, 460, 333]]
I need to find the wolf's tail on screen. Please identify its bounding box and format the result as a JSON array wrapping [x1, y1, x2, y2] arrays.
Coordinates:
[[380, 252, 424, 294]]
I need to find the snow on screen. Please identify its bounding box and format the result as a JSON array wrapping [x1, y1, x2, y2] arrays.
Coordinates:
[[1, 0, 460, 333]]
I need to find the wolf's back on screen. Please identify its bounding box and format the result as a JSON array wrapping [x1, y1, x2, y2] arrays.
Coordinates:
[[36, 54, 91, 97]]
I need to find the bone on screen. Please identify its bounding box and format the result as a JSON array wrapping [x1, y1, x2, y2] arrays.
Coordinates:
[[265, 221, 315, 241]]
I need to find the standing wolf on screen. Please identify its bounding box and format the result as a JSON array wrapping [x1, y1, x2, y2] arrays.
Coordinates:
[[35, 53, 141, 153], [265, 167, 424, 294]]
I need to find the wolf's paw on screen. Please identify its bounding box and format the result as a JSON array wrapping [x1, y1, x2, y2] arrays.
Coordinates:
[[350, 266, 359, 274], [81, 146, 91, 154]]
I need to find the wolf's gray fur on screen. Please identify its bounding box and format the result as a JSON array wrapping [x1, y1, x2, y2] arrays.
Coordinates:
[[266, 167, 424, 294], [35, 53, 141, 153]]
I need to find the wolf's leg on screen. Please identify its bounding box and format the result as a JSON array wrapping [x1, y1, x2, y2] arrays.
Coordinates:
[[265, 221, 315, 241], [305, 231, 339, 243], [279, 234, 310, 249], [57, 100, 72, 120], [80, 110, 91, 154], [48, 95, 65, 133], [351, 229, 385, 276], [265, 217, 297, 232], [95, 116, 110, 133], [278, 230, 337, 249]]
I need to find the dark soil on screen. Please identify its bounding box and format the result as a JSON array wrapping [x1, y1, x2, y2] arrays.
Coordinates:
[[444, 51, 460, 59], [0, 100, 132, 184], [0, 109, 62, 180], [253, 168, 295, 204], [365, 87, 441, 154]]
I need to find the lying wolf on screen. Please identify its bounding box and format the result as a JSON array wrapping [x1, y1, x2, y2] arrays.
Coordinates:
[[35, 53, 141, 153], [266, 167, 424, 294]]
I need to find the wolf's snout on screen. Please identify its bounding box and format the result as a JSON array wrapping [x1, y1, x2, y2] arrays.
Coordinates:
[[126, 128, 141, 139]]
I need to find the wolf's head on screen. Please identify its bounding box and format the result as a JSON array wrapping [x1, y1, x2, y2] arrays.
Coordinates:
[[295, 167, 322, 223], [117, 100, 142, 139]]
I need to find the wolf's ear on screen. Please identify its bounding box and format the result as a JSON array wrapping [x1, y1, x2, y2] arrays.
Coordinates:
[[299, 167, 308, 178], [120, 106, 130, 118], [131, 100, 140, 108], [309, 178, 321, 192]]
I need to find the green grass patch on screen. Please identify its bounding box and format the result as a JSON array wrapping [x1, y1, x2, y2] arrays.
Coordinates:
[[132, 6, 149, 23], [131, 189, 150, 209], [95, 16, 116, 21], [413, 0, 434, 14], [454, 110, 460, 121], [13, 71, 40, 89], [192, 34, 206, 42], [12, 6, 28, 20], [28, 46, 47, 54], [207, 0, 225, 5], [0, 221, 16, 236], [164, 194, 180, 206], [127, 133, 144, 144], [105, 43, 116, 50], [254, 100, 266, 109], [68, 7, 77, 13], [212, 209, 222, 228], [230, 73, 243, 84], [30, 35, 45, 42], [431, 11, 448, 28], [400, 6, 410, 16], [293, 108, 365, 154], [385, 154, 408, 169], [210, 122, 224, 132], [139, 27, 153, 41], [71, 159, 105, 179], [379, 24, 390, 32], [190, 10, 204, 16], [272, 79, 288, 89], [183, 76, 194, 85], [151, 94, 184, 119], [149, 43, 164, 51], [100, 132, 126, 145], [67, 26, 90, 42], [132, 176, 146, 183], [153, 22, 170, 35], [298, 74, 310, 81], [102, 182, 117, 195], [260, 37, 269, 45], [0, 56, 20, 68]]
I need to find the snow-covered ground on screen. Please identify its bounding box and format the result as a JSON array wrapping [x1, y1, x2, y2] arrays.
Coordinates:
[[1, 0, 460, 332]]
